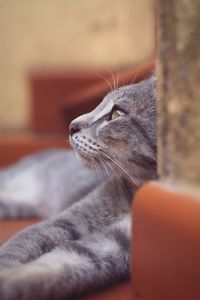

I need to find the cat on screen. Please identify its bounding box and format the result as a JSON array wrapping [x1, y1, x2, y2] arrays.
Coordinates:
[[0, 73, 157, 300]]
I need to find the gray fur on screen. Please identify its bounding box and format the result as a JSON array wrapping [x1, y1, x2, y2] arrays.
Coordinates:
[[0, 150, 101, 218], [0, 74, 157, 299]]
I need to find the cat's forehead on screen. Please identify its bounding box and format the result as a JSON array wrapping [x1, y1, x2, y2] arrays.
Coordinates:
[[114, 76, 154, 105], [92, 86, 136, 122], [91, 76, 155, 121], [102, 81, 146, 108]]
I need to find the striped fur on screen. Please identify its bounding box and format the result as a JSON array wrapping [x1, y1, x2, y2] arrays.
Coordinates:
[[0, 74, 157, 299]]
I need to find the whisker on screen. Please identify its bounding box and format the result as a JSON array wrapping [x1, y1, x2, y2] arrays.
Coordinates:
[[101, 146, 141, 184], [96, 156, 108, 181], [103, 158, 121, 184], [116, 66, 120, 89], [89, 156, 101, 182], [131, 71, 139, 85], [98, 156, 115, 186], [107, 69, 116, 90], [93, 72, 113, 92], [103, 158, 131, 198], [99, 150, 137, 185], [104, 158, 120, 181], [93, 157, 104, 183]]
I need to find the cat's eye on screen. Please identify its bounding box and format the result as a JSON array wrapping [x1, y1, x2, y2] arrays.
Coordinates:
[[111, 108, 125, 120]]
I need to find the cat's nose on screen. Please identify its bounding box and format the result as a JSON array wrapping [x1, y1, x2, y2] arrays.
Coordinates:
[[69, 121, 81, 136]]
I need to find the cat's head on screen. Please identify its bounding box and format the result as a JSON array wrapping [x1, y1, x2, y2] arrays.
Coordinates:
[[69, 74, 157, 186]]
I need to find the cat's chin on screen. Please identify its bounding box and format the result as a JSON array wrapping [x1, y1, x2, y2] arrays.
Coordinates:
[[75, 152, 94, 169]]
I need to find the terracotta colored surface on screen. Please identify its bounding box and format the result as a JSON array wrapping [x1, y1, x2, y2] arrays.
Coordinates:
[[0, 219, 38, 245], [0, 219, 132, 300], [132, 182, 200, 300], [0, 133, 69, 167], [80, 281, 132, 300], [30, 60, 155, 134]]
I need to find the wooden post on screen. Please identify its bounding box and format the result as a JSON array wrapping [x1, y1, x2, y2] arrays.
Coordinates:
[[157, 0, 200, 188]]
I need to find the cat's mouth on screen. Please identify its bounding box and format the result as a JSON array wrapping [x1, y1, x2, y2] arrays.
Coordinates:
[[69, 135, 103, 168]]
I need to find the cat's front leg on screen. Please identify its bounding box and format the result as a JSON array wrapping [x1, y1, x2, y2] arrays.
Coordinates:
[[0, 179, 131, 272], [0, 214, 131, 300], [0, 214, 83, 270]]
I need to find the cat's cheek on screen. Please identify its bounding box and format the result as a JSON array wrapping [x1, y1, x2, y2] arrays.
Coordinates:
[[98, 129, 116, 144], [97, 123, 114, 138], [98, 127, 127, 146]]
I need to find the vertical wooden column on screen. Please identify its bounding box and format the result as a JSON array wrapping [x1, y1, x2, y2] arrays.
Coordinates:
[[157, 0, 200, 187]]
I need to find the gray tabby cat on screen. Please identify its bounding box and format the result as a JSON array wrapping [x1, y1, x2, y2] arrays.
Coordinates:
[[0, 74, 157, 299]]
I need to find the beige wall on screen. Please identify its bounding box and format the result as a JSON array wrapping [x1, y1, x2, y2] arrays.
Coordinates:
[[0, 0, 155, 131]]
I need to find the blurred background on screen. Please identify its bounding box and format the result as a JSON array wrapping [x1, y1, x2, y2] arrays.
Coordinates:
[[0, 0, 155, 166]]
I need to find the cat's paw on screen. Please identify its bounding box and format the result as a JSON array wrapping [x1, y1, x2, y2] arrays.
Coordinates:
[[0, 269, 17, 300], [0, 264, 58, 300], [0, 267, 37, 300]]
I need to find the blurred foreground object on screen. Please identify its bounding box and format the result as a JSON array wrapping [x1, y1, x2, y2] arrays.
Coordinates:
[[133, 1, 200, 299], [157, 0, 200, 187], [133, 183, 200, 300]]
